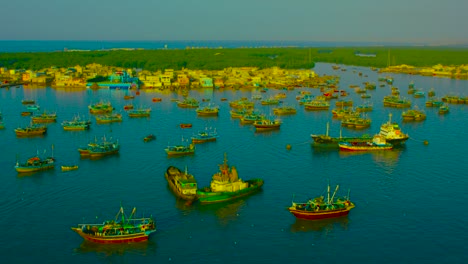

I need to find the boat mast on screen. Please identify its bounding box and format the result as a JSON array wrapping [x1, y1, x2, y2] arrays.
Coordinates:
[[330, 185, 340, 203], [326, 122, 329, 137], [327, 183, 330, 204]]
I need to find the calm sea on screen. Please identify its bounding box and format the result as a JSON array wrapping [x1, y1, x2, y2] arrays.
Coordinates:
[[0, 40, 416, 52], [1, 63, 467, 263]]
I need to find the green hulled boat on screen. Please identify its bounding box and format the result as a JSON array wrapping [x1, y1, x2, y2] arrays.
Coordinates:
[[197, 154, 263, 204]]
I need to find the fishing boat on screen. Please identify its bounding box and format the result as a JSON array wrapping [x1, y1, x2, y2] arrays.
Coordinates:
[[310, 122, 372, 148], [32, 111, 57, 123], [78, 137, 120, 158], [26, 104, 40, 111], [21, 99, 35, 105], [378, 113, 409, 146], [143, 134, 156, 142], [196, 105, 219, 116], [304, 100, 330, 110], [438, 104, 449, 114], [413, 90, 425, 98], [273, 105, 297, 115], [341, 116, 371, 129], [89, 101, 113, 114], [191, 129, 218, 143], [165, 166, 198, 201], [95, 113, 122, 124], [123, 95, 135, 100], [338, 135, 393, 151], [229, 98, 254, 109], [260, 97, 280, 105], [177, 97, 199, 108], [402, 109, 426, 121], [253, 118, 282, 131], [165, 143, 195, 156], [123, 104, 134, 110], [383, 95, 411, 108], [61, 165, 79, 171], [288, 183, 355, 220], [62, 116, 91, 130], [240, 111, 265, 124], [21, 111, 33, 116], [15, 123, 47, 137], [230, 108, 252, 118], [180, 123, 192, 129], [152, 97, 162, 102], [71, 205, 157, 244], [128, 108, 151, 118], [197, 154, 264, 204], [335, 100, 353, 107], [15, 151, 55, 173], [428, 88, 436, 97]]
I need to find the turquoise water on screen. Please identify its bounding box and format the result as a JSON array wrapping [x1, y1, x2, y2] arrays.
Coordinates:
[[1, 63, 467, 263]]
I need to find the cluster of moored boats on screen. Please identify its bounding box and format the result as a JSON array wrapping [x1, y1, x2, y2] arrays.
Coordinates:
[[71, 153, 352, 244]]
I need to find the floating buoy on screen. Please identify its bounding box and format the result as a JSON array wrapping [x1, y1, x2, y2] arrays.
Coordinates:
[[286, 144, 292, 150], [424, 140, 429, 145]]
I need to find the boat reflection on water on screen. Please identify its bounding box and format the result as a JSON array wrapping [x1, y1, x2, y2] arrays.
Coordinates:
[[290, 216, 349, 233], [194, 194, 260, 225], [74, 240, 157, 257], [339, 147, 405, 169]]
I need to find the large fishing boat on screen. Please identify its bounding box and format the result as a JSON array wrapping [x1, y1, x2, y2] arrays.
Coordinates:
[[128, 108, 151, 117], [32, 111, 57, 123], [15, 123, 47, 136], [253, 118, 282, 131], [196, 105, 219, 116], [95, 113, 122, 124], [165, 166, 198, 201], [378, 113, 409, 145], [15, 150, 55, 173], [177, 97, 200, 108], [191, 129, 218, 143], [304, 99, 330, 110], [89, 101, 114, 114], [273, 105, 297, 115], [338, 135, 393, 151], [240, 111, 265, 124], [71, 205, 157, 244], [165, 142, 195, 156], [197, 154, 264, 204], [229, 98, 254, 109], [310, 123, 372, 148], [62, 116, 91, 130], [78, 137, 120, 158], [402, 108, 426, 121], [288, 183, 354, 220]]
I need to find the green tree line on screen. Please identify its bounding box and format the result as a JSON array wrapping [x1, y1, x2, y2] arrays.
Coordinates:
[[0, 47, 467, 72]]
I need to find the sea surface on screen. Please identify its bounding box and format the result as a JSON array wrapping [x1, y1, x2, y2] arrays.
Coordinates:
[[0, 40, 426, 53], [0, 63, 467, 263]]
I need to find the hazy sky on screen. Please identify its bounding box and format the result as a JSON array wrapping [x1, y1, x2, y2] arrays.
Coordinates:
[[1, 0, 466, 44]]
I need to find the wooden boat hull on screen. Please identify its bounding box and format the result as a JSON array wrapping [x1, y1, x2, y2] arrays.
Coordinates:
[[15, 164, 54, 173], [180, 124, 192, 128], [88, 149, 119, 158], [196, 112, 219, 116], [15, 129, 47, 137], [62, 165, 78, 171], [63, 125, 89, 131], [288, 206, 353, 220], [165, 150, 194, 156], [165, 167, 198, 201], [339, 143, 393, 151], [71, 228, 153, 244], [192, 137, 217, 143], [254, 124, 281, 131], [197, 179, 263, 204]]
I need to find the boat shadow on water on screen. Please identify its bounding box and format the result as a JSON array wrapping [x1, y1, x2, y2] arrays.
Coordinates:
[[290, 216, 350, 233], [74, 240, 158, 257]]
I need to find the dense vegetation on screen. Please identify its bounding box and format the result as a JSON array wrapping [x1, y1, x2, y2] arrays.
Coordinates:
[[0, 47, 467, 72]]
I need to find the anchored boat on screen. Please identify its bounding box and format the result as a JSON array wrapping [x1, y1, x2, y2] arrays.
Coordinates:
[[165, 166, 198, 201], [71, 205, 157, 244], [288, 183, 354, 220]]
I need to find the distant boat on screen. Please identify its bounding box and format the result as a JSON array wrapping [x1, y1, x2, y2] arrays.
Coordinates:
[[310, 122, 372, 148], [89, 101, 113, 114], [196, 105, 219, 116], [143, 134, 156, 142], [191, 129, 218, 143], [21, 99, 35, 105], [177, 97, 199, 108], [32, 111, 57, 123], [180, 123, 192, 129], [61, 165, 78, 171], [288, 183, 355, 220], [95, 113, 122, 124], [62, 116, 91, 130], [165, 166, 198, 201], [26, 104, 40, 111], [152, 98, 162, 102], [253, 118, 282, 131], [128, 108, 151, 118], [78, 137, 120, 158], [15, 149, 55, 173], [71, 205, 157, 244], [438, 104, 449, 114], [165, 142, 195, 156], [15, 123, 47, 137]]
